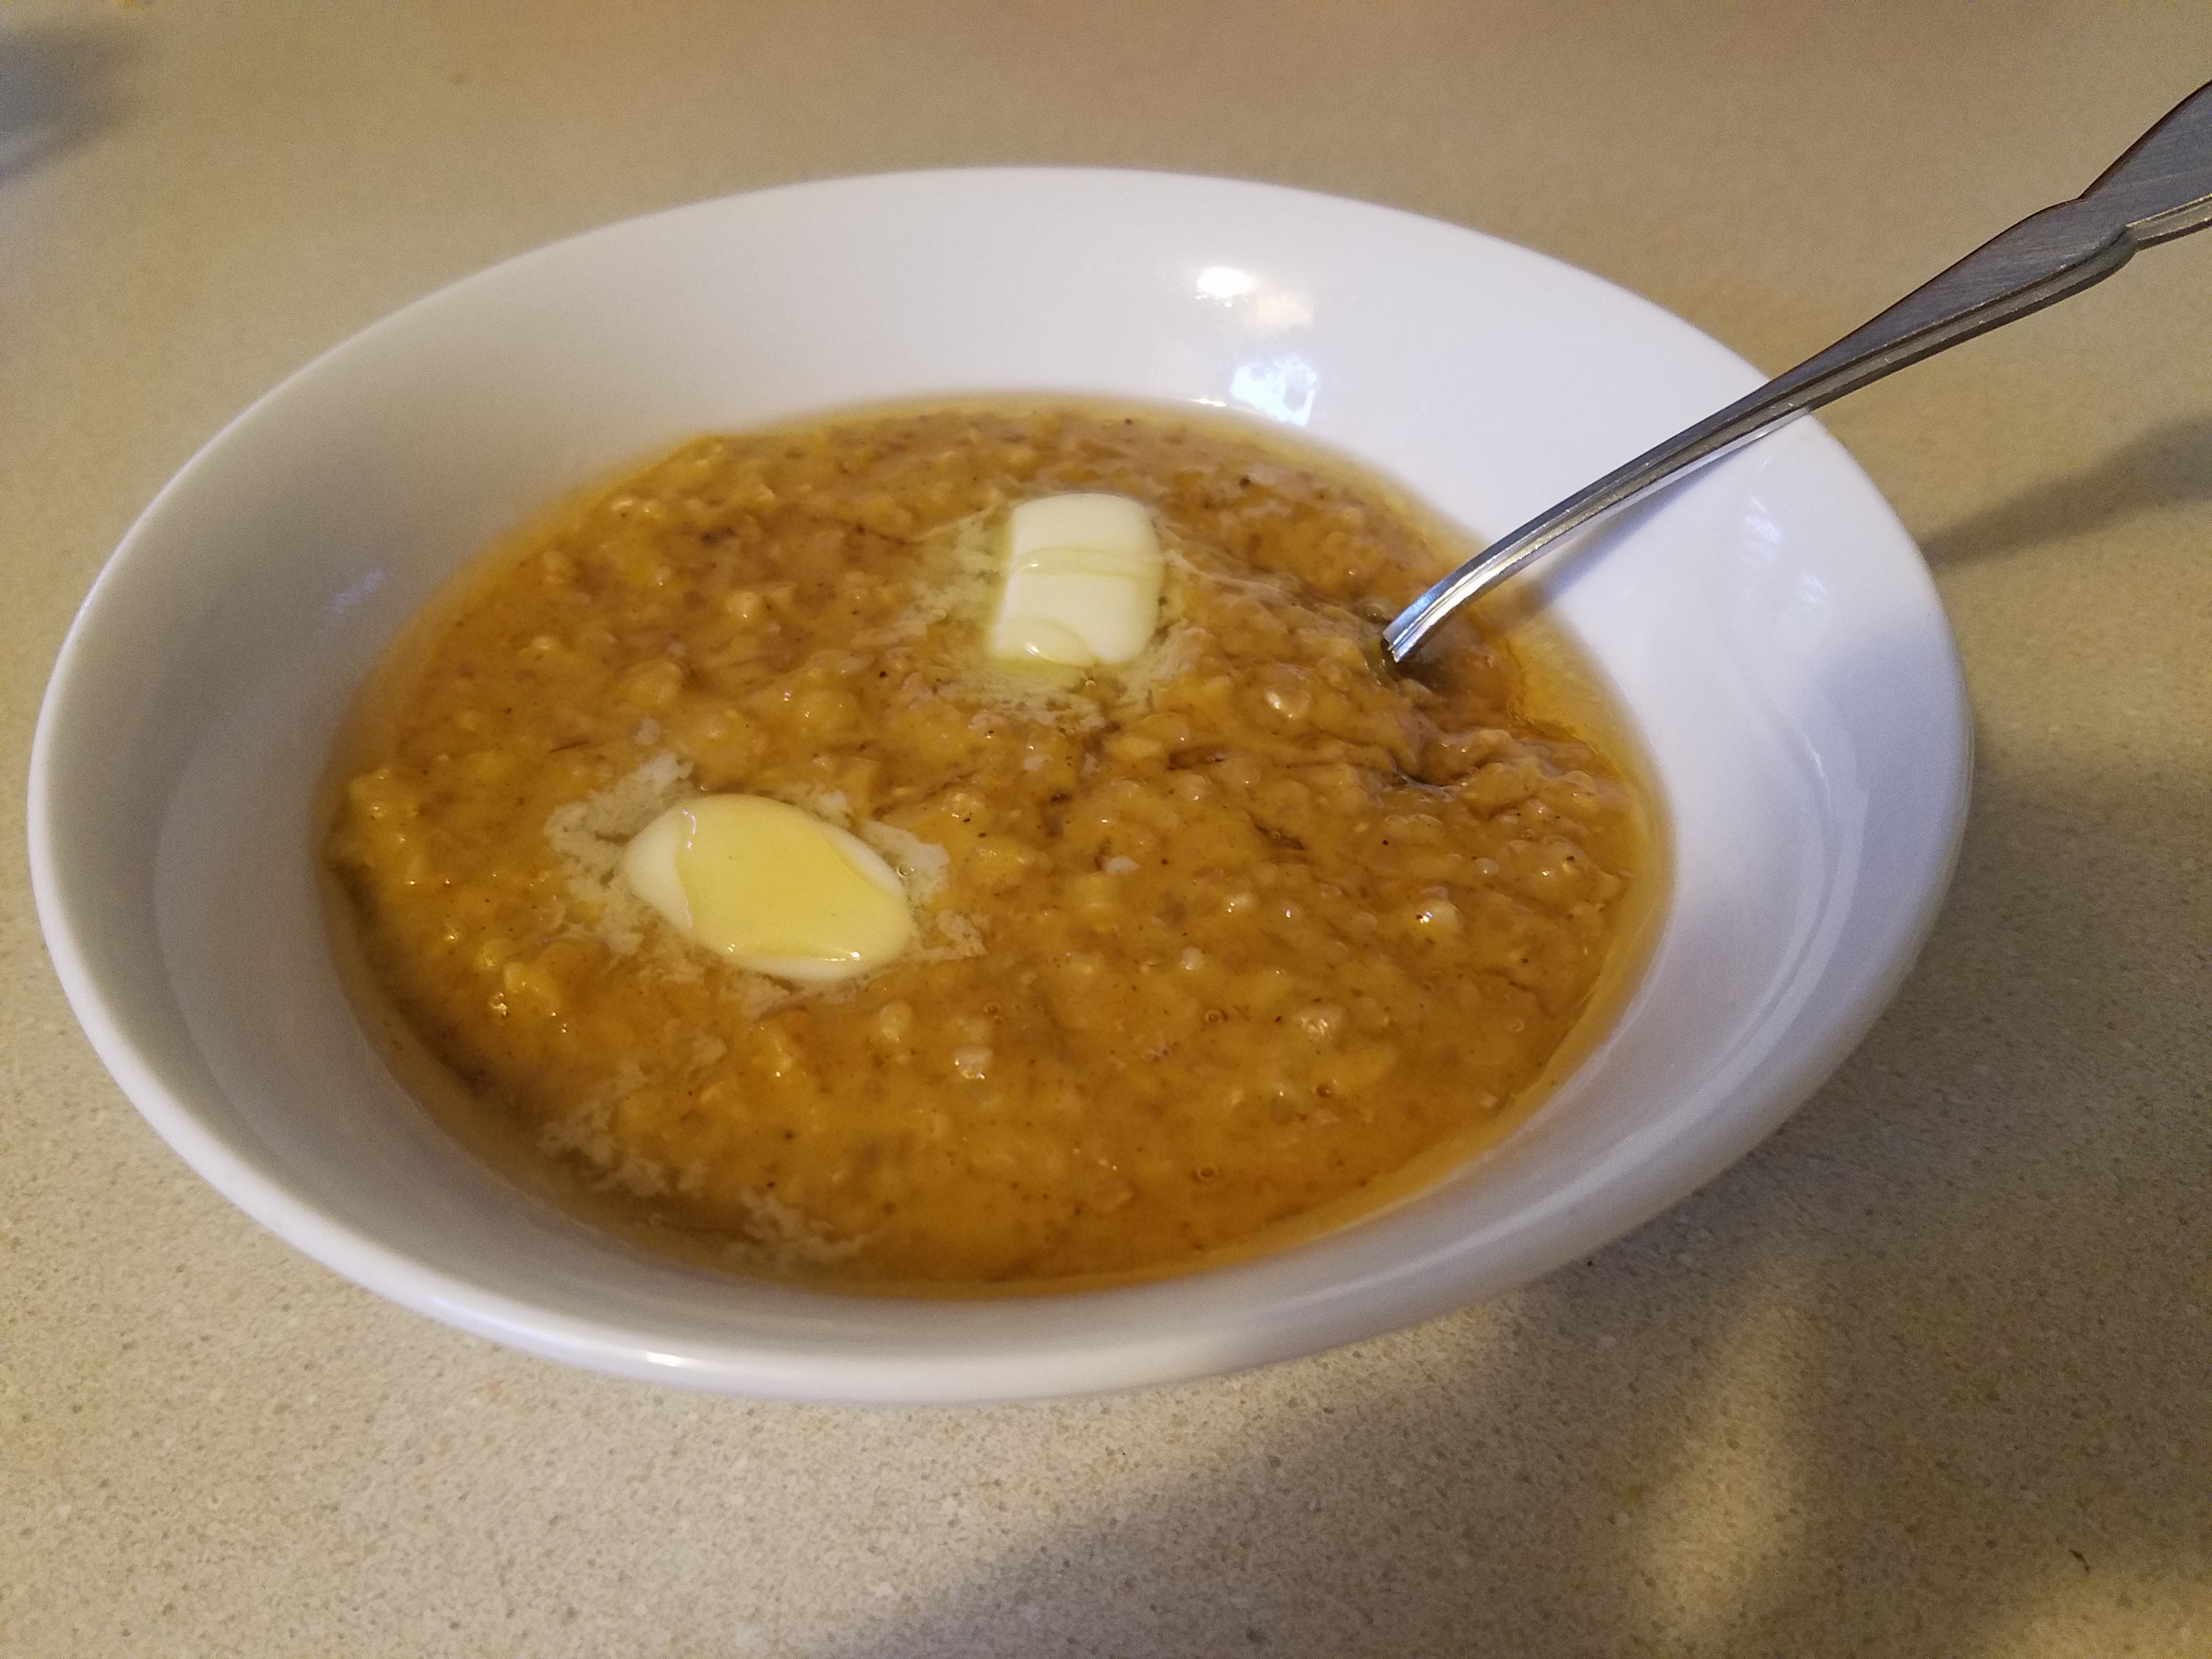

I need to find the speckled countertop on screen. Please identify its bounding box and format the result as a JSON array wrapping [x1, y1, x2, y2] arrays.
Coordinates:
[[4, 4, 2208, 1654]]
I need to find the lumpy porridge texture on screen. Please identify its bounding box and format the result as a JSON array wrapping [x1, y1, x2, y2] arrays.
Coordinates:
[[323, 403, 1651, 1288]]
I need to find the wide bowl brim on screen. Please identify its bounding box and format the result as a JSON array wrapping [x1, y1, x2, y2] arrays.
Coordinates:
[[30, 169, 1967, 1403]]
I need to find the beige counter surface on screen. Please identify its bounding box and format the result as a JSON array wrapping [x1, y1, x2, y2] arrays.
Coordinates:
[[4, 4, 2208, 1654]]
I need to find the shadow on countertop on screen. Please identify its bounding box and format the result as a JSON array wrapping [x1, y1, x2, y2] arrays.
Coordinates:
[[0, 17, 133, 187], [816, 731, 2212, 1652], [1920, 415, 2212, 568]]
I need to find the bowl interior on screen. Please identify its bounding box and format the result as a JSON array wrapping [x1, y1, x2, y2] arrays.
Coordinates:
[[30, 170, 1967, 1402]]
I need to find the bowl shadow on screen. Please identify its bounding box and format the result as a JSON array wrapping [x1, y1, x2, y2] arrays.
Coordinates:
[[810, 732, 2211, 1655]]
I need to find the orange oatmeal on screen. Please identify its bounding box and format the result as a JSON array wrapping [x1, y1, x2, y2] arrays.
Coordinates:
[[322, 403, 1656, 1289]]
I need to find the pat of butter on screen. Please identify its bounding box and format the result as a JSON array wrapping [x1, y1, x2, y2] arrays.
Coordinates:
[[988, 493, 1163, 668], [622, 795, 913, 983]]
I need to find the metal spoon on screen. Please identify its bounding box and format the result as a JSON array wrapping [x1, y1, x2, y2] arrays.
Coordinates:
[[1383, 77, 2212, 665]]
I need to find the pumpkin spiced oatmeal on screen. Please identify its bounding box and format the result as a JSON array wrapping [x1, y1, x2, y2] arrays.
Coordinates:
[[321, 401, 1657, 1289]]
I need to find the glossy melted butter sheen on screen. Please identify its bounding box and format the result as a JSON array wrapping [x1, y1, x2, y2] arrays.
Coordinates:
[[627, 492, 1159, 983], [622, 795, 913, 983], [987, 493, 1164, 668], [321, 401, 1655, 1291]]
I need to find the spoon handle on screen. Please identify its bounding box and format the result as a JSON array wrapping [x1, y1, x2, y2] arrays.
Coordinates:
[[1383, 77, 2212, 664]]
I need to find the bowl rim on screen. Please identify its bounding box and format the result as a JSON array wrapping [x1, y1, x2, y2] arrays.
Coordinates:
[[29, 166, 1971, 1402]]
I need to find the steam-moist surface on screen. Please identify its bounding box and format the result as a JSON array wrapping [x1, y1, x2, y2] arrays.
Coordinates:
[[323, 403, 1648, 1287]]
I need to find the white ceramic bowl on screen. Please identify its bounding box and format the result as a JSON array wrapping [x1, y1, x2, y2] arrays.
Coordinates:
[[30, 170, 1967, 1403]]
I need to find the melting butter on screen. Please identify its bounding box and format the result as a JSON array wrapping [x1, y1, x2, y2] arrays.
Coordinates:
[[622, 795, 913, 983], [987, 493, 1163, 668]]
